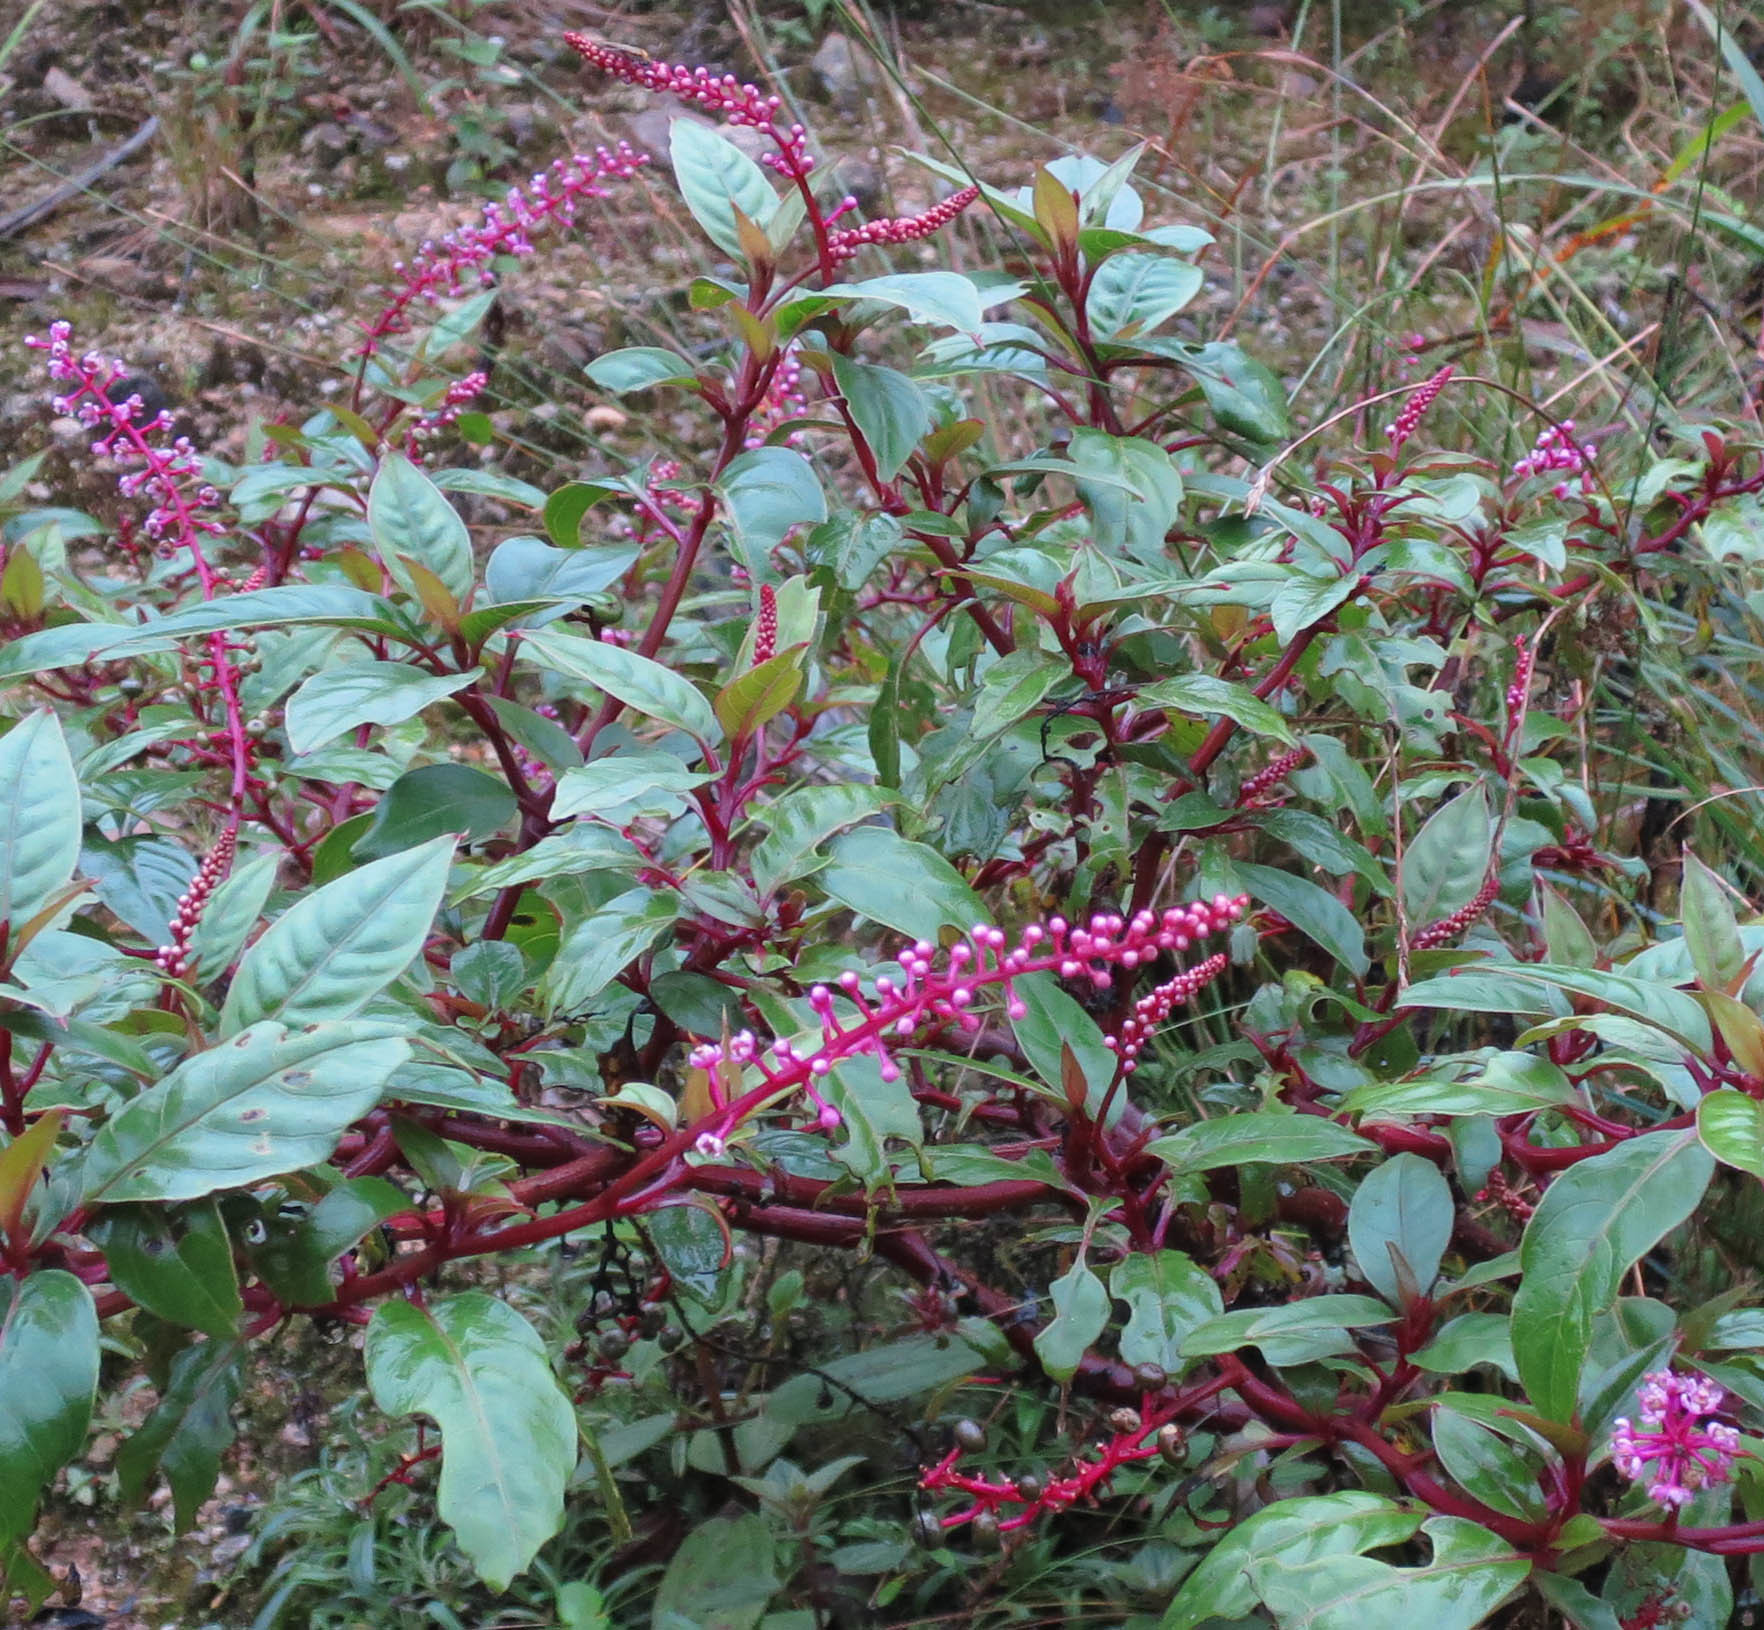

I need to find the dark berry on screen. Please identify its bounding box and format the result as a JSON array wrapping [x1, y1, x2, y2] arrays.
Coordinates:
[[952, 1418, 987, 1453]]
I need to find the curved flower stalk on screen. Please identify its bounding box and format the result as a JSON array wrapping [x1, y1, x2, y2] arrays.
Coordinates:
[[360, 144, 649, 364], [921, 1403, 1183, 1536], [687, 898, 1247, 1128], [25, 322, 250, 855], [565, 37, 816, 181]]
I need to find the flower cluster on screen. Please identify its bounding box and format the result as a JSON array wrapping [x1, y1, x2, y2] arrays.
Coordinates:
[[744, 346, 808, 449], [1104, 954, 1229, 1073], [1513, 420, 1595, 498], [364, 145, 648, 354], [1611, 1370, 1740, 1510], [687, 898, 1247, 1098], [566, 36, 815, 179], [1410, 870, 1499, 951], [407, 371, 487, 456], [1384, 364, 1453, 452], [825, 187, 981, 265], [25, 322, 223, 558], [155, 828, 238, 980]]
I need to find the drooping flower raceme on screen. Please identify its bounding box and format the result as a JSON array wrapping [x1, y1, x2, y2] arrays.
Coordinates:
[[1610, 1370, 1741, 1509], [566, 36, 815, 180]]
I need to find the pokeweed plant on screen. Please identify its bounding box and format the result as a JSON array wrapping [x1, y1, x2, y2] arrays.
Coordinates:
[[2, 31, 1764, 1630]]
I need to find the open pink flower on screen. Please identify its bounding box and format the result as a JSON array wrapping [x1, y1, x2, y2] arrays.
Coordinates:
[[1611, 1370, 1741, 1509]]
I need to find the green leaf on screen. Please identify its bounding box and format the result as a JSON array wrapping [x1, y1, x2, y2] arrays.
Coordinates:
[[584, 347, 698, 394], [824, 1055, 922, 1184], [366, 1292, 577, 1592], [1348, 1153, 1453, 1306], [1162, 1494, 1418, 1630], [522, 627, 720, 744], [714, 645, 806, 741], [541, 481, 617, 548], [1511, 1127, 1713, 1421], [1033, 1256, 1109, 1382], [1682, 851, 1746, 991], [1179, 339, 1292, 443], [1138, 673, 1295, 743], [818, 826, 988, 941], [1473, 964, 1713, 1055], [1010, 973, 1120, 1122], [813, 510, 904, 591], [830, 355, 931, 482], [1430, 1406, 1549, 1521], [1180, 1295, 1398, 1366], [812, 1333, 988, 1403], [79, 1021, 410, 1205], [1067, 429, 1184, 561], [823, 272, 985, 333], [183, 850, 279, 979], [0, 711, 79, 936], [369, 450, 475, 607], [1247, 1514, 1529, 1630], [1110, 1251, 1222, 1374], [648, 1202, 729, 1307], [1403, 785, 1493, 925], [115, 1337, 242, 1531], [1237, 862, 1369, 976], [549, 754, 712, 821], [82, 835, 197, 943], [1698, 1087, 1764, 1180], [1346, 1051, 1578, 1119], [652, 1513, 778, 1630], [1148, 1112, 1366, 1174], [1087, 254, 1202, 339], [88, 1201, 242, 1337], [545, 887, 677, 1015], [750, 785, 889, 896], [714, 448, 827, 570], [250, 1175, 409, 1307], [669, 118, 779, 260], [968, 649, 1069, 742], [0, 1271, 98, 1546], [351, 765, 517, 863], [285, 661, 478, 755], [223, 835, 454, 1031], [1270, 569, 1358, 644], [1412, 1313, 1517, 1380], [484, 537, 637, 611]]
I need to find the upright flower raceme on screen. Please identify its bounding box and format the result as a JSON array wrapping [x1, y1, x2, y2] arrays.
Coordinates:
[[156, 829, 238, 981], [687, 898, 1246, 1124], [1384, 364, 1453, 453], [1611, 1370, 1741, 1509], [25, 322, 251, 853], [362, 145, 648, 359]]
